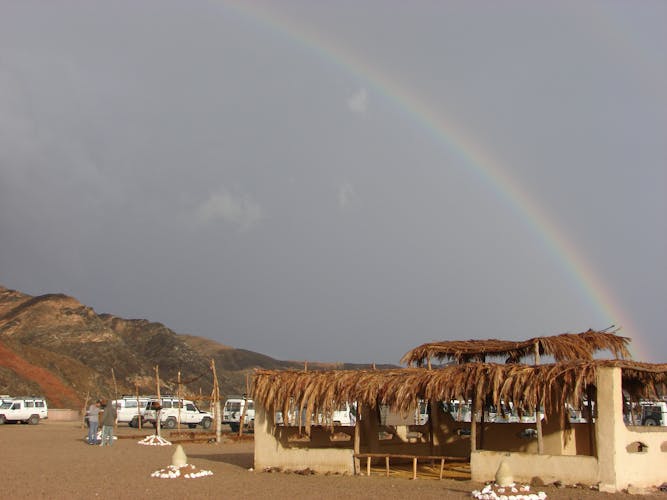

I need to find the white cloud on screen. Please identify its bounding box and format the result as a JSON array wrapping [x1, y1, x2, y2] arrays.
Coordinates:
[[338, 182, 356, 209], [195, 187, 262, 230], [347, 87, 368, 113]]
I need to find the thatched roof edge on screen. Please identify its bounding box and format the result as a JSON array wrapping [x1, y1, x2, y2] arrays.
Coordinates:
[[400, 329, 632, 366], [252, 360, 666, 434]]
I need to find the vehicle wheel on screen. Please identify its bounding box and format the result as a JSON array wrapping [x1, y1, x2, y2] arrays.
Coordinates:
[[129, 416, 137, 428], [229, 422, 239, 433], [201, 417, 212, 430], [28, 414, 40, 425], [164, 417, 177, 429], [0, 415, 6, 425], [643, 417, 658, 426], [188, 423, 197, 429]]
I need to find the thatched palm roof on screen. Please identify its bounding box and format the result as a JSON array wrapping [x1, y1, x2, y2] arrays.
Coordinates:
[[401, 329, 631, 366], [252, 360, 666, 434]]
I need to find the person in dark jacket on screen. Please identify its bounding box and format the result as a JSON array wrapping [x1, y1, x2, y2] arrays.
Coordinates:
[[99, 399, 117, 447]]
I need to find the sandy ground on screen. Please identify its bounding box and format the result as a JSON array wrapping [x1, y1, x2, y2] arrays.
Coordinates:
[[2, 420, 665, 499]]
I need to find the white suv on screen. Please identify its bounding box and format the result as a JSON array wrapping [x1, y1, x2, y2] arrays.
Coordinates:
[[0, 397, 48, 425], [143, 397, 213, 430], [111, 396, 152, 427]]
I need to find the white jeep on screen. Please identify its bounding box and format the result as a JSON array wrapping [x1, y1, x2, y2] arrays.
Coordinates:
[[0, 397, 48, 425], [143, 397, 213, 430], [111, 396, 152, 427], [223, 397, 255, 431]]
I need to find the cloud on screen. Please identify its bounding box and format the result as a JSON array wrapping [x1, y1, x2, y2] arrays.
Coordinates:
[[347, 87, 368, 113], [337, 182, 356, 209], [195, 188, 262, 230]]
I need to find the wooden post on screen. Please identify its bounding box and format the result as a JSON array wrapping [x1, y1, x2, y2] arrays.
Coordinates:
[[353, 405, 361, 475], [238, 373, 250, 437], [534, 342, 544, 455], [210, 359, 221, 443], [586, 385, 596, 457], [135, 382, 142, 430], [81, 391, 90, 429], [412, 457, 417, 480], [479, 355, 485, 450], [155, 365, 162, 437], [111, 368, 118, 431], [215, 399, 222, 443], [470, 396, 478, 453], [366, 456, 371, 476], [385, 456, 390, 476], [177, 371, 182, 434]]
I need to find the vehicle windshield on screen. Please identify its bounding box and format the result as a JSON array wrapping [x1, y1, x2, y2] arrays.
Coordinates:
[[225, 402, 241, 412]]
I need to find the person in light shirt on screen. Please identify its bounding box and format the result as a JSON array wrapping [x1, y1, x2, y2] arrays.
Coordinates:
[[86, 400, 101, 445]]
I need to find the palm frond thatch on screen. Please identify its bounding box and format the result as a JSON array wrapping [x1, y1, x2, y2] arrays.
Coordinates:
[[252, 360, 666, 435], [400, 328, 631, 366]]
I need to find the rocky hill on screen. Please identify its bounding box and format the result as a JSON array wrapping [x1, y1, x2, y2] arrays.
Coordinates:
[[0, 285, 391, 409]]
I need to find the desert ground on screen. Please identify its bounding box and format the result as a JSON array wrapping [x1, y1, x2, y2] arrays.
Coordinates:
[[2, 420, 665, 499]]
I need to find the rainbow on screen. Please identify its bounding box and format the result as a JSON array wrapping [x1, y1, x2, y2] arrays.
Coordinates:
[[217, 1, 646, 359]]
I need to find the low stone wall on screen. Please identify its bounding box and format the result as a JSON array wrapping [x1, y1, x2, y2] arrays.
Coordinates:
[[471, 450, 599, 485], [47, 409, 80, 421]]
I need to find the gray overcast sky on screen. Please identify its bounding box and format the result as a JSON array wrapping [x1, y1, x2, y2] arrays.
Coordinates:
[[1, 1, 665, 364]]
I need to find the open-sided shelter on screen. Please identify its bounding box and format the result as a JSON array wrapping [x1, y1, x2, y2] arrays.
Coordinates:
[[252, 330, 666, 491]]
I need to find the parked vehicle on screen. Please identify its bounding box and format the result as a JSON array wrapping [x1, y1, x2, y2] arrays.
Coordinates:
[[640, 400, 667, 426], [0, 396, 48, 424], [317, 402, 356, 426], [445, 400, 542, 423], [223, 397, 255, 428], [111, 396, 152, 427], [143, 397, 213, 430]]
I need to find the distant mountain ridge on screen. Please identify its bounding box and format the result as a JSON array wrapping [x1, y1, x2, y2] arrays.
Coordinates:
[[0, 285, 393, 408]]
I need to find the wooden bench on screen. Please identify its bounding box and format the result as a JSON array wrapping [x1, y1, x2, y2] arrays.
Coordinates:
[[354, 453, 450, 480]]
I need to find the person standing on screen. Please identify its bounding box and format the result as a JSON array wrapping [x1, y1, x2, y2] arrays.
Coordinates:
[[87, 400, 101, 445], [100, 399, 117, 447]]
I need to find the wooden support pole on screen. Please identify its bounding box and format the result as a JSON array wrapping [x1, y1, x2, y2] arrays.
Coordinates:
[[470, 396, 478, 453], [587, 385, 596, 457], [177, 371, 182, 434], [385, 456, 389, 476], [353, 406, 361, 475], [238, 373, 250, 437], [366, 456, 371, 476], [155, 365, 161, 437], [534, 341, 544, 455], [81, 391, 90, 430], [210, 359, 221, 444], [439, 458, 445, 480], [412, 457, 417, 480], [135, 382, 142, 430], [111, 368, 118, 431]]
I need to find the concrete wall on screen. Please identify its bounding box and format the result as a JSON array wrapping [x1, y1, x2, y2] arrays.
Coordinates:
[[473, 367, 667, 491], [47, 409, 80, 421], [254, 407, 355, 474], [471, 451, 599, 484], [596, 367, 667, 492]]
